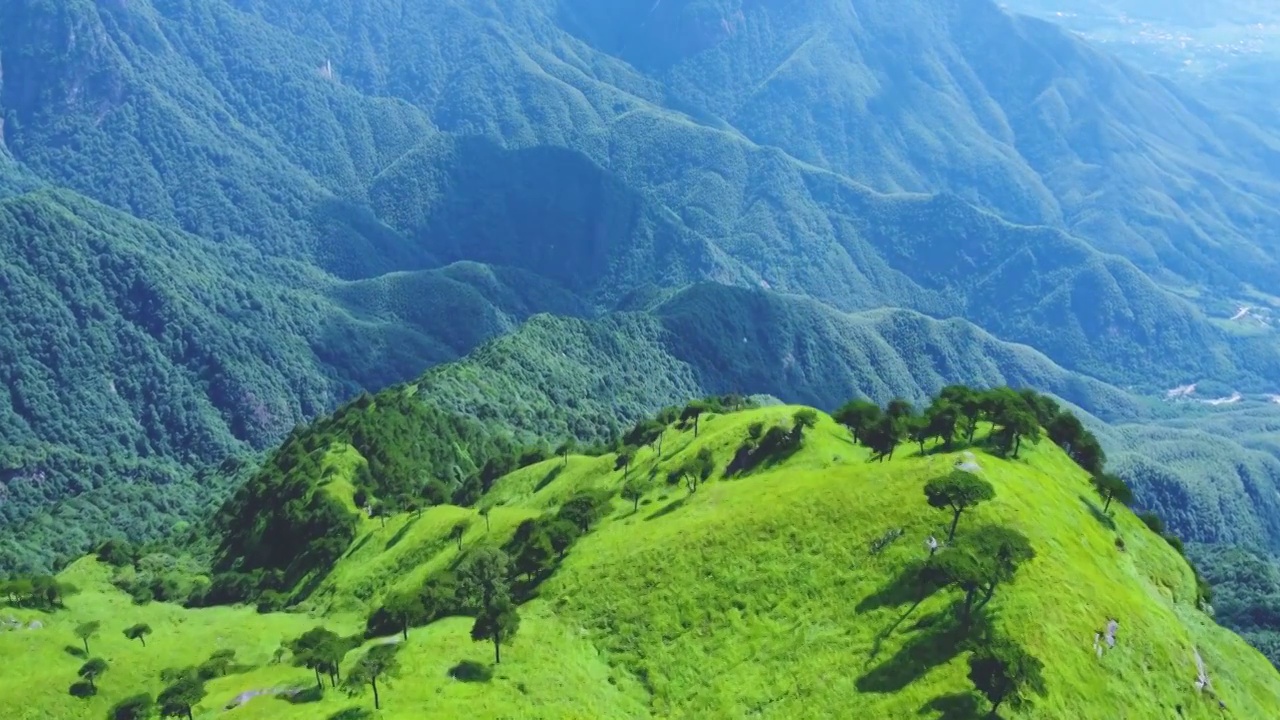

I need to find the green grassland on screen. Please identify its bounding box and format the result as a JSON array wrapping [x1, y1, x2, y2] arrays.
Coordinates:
[[4, 406, 1278, 719]]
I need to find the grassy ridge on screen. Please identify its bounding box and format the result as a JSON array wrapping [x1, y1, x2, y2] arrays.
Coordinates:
[[3, 407, 1277, 718]]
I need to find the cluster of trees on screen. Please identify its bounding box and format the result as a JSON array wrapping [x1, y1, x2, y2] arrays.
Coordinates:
[[0, 573, 75, 609], [915, 469, 1046, 711], [94, 540, 212, 607], [836, 386, 1105, 472], [206, 395, 522, 605], [726, 409, 819, 476], [104, 646, 252, 719]]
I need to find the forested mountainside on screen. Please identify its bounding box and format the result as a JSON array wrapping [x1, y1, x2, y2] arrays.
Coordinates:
[[3, 0, 1280, 694]]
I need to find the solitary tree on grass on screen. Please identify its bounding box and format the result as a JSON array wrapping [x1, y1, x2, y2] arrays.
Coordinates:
[[925, 471, 996, 541], [556, 439, 576, 467], [450, 520, 470, 551], [681, 401, 709, 437], [622, 475, 652, 512], [78, 658, 108, 692], [343, 644, 401, 711], [124, 623, 152, 647], [459, 548, 521, 663], [478, 503, 493, 532], [936, 527, 1035, 624], [472, 598, 521, 665], [383, 591, 426, 641], [968, 637, 1047, 715], [615, 447, 637, 481], [157, 674, 206, 720], [1091, 473, 1134, 513], [75, 621, 101, 655], [459, 548, 515, 611], [792, 409, 819, 441]]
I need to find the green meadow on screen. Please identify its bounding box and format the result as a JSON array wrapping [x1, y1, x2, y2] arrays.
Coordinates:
[[4, 407, 1278, 719]]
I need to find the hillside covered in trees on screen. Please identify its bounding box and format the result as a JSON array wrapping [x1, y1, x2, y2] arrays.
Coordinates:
[[3, 389, 1279, 718]]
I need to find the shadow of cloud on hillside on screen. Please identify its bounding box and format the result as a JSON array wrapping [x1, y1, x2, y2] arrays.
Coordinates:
[[918, 692, 983, 720], [1078, 494, 1116, 530]]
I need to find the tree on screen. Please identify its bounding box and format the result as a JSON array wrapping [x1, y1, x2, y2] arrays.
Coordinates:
[[79, 658, 108, 692], [75, 621, 101, 655], [478, 503, 493, 532], [514, 530, 555, 581], [935, 527, 1035, 626], [1046, 411, 1085, 452], [925, 471, 996, 541], [458, 547, 515, 611], [471, 598, 521, 664], [1091, 473, 1134, 513], [1070, 434, 1107, 476], [681, 401, 709, 437], [556, 439, 576, 467], [558, 493, 610, 533], [110, 694, 155, 720], [924, 399, 960, 450], [343, 644, 401, 711], [622, 475, 651, 512], [675, 447, 716, 493], [123, 623, 152, 647], [862, 415, 904, 461], [383, 591, 426, 641], [940, 385, 984, 443], [968, 638, 1047, 714], [450, 520, 470, 551], [157, 675, 206, 720], [615, 447, 637, 480], [792, 409, 819, 441], [420, 572, 459, 623], [96, 539, 136, 567], [982, 389, 1040, 457], [886, 398, 915, 426], [545, 519, 579, 559], [289, 627, 347, 689], [624, 420, 664, 455], [834, 400, 882, 445], [908, 414, 932, 454], [198, 649, 237, 680]]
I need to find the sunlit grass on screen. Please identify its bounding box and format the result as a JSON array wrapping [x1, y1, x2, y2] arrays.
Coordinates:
[[3, 407, 1278, 719]]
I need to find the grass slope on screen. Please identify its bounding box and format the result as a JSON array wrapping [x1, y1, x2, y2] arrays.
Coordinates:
[[4, 408, 1277, 718]]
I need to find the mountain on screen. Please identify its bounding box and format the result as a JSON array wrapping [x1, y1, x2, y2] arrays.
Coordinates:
[[4, 405, 1279, 718], [3, 0, 1280, 679]]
